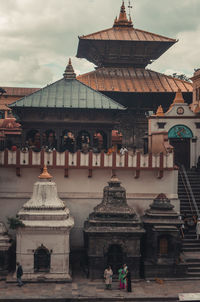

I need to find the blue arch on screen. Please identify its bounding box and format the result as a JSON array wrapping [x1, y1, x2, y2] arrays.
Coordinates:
[[168, 125, 193, 139]]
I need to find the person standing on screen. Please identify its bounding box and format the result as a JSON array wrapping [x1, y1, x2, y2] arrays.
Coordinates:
[[196, 218, 200, 240], [104, 266, 113, 290], [118, 265, 127, 289], [16, 262, 23, 287], [125, 269, 132, 292]]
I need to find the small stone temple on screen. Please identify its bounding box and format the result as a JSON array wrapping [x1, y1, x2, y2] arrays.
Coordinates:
[[142, 193, 186, 278], [84, 175, 145, 279], [0, 222, 11, 277], [16, 166, 74, 282]]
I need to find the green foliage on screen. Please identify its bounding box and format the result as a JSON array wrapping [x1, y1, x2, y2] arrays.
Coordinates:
[[171, 73, 191, 83], [7, 216, 25, 230]]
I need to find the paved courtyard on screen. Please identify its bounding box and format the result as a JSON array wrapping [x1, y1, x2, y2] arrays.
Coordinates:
[[0, 278, 200, 301]]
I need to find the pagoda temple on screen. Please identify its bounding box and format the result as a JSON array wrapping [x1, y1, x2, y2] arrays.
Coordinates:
[[77, 2, 192, 148]]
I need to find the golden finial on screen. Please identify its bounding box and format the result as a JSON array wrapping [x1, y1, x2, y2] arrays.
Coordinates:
[[38, 165, 52, 179], [156, 105, 164, 117], [172, 89, 185, 104], [113, 1, 133, 27]]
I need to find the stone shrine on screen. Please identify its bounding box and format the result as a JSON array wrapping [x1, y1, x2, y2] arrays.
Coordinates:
[[0, 222, 11, 278], [84, 175, 145, 279], [16, 166, 74, 282], [142, 193, 187, 278]]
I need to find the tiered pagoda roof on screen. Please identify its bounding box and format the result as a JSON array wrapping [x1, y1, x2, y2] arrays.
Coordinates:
[[77, 67, 192, 93], [77, 2, 177, 68], [10, 60, 125, 111]]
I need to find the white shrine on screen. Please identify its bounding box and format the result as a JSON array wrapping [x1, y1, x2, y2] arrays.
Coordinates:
[[16, 166, 74, 282]]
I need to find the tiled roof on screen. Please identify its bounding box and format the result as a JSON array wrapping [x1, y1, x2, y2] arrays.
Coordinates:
[[1, 87, 39, 96], [10, 78, 125, 110], [0, 104, 11, 111], [80, 27, 176, 43], [77, 68, 192, 93]]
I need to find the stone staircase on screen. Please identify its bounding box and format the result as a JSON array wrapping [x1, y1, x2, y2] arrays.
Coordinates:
[[178, 169, 200, 277]]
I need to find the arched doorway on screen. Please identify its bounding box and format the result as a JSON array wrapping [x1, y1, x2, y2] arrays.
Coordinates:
[[106, 244, 123, 274], [168, 125, 193, 169], [34, 245, 50, 272]]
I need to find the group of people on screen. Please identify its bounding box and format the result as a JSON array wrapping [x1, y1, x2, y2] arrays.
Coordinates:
[[104, 264, 132, 292], [179, 213, 200, 239]]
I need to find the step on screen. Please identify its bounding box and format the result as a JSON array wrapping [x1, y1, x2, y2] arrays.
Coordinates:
[[183, 239, 200, 243], [185, 262, 200, 266], [182, 243, 200, 248], [183, 248, 200, 252], [188, 267, 200, 273]]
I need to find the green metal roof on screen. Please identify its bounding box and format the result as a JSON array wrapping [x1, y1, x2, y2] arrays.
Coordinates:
[[10, 78, 125, 110]]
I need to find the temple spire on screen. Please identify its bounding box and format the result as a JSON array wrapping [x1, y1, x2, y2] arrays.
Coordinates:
[[63, 58, 76, 79], [172, 89, 185, 105], [113, 1, 133, 27], [156, 105, 164, 117]]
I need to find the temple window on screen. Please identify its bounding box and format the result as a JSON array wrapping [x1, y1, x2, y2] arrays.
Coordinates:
[[45, 130, 56, 150], [77, 130, 90, 153], [26, 129, 41, 151], [157, 122, 166, 129], [158, 236, 168, 255], [34, 245, 50, 272], [61, 130, 75, 153], [93, 130, 107, 153]]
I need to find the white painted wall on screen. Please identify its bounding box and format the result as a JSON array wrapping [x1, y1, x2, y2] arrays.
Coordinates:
[[0, 167, 179, 248]]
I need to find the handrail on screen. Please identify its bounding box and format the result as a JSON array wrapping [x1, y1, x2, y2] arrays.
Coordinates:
[[179, 167, 194, 215], [180, 165, 200, 217]]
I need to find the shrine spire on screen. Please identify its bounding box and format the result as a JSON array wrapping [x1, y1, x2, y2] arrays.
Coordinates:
[[63, 58, 76, 79], [113, 1, 133, 28]]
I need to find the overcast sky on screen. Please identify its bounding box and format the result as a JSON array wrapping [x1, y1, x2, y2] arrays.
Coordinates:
[[0, 0, 199, 87]]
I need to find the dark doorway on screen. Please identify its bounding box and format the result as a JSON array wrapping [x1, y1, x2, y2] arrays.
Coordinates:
[[34, 245, 50, 272], [107, 244, 123, 274], [170, 138, 190, 169]]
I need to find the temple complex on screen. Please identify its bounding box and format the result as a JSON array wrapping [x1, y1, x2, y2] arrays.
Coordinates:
[[77, 1, 193, 148], [0, 1, 200, 282]]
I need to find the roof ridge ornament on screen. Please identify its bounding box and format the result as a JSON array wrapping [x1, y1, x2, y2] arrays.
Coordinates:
[[63, 58, 76, 79], [156, 105, 164, 117], [113, 1, 133, 28], [172, 88, 185, 105]]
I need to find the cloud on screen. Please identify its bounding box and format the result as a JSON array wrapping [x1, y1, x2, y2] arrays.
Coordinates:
[[151, 25, 200, 77], [0, 0, 199, 87]]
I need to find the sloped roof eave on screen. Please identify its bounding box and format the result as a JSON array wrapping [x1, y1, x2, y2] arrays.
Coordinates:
[[9, 78, 125, 110]]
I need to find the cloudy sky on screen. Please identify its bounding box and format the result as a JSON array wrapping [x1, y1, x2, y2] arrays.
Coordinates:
[[0, 0, 199, 87]]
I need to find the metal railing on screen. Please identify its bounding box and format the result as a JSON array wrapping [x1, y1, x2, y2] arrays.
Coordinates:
[[180, 165, 200, 217]]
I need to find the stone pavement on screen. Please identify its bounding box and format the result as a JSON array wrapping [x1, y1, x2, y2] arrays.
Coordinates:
[[0, 278, 200, 301]]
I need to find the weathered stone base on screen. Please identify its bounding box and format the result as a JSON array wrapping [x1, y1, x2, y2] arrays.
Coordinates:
[[144, 261, 187, 279], [13, 272, 72, 283]]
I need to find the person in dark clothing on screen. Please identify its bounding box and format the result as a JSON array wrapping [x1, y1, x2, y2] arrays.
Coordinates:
[[126, 269, 132, 292], [16, 262, 23, 287]]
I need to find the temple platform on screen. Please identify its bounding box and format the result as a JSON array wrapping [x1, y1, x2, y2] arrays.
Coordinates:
[[1, 277, 200, 301]]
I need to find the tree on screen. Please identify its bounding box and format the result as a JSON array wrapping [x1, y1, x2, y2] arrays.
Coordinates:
[[171, 73, 191, 83]]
